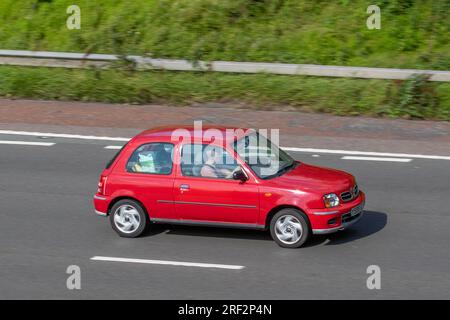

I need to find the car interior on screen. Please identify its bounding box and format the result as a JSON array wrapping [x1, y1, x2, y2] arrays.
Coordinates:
[[126, 143, 174, 174], [180, 144, 237, 178]]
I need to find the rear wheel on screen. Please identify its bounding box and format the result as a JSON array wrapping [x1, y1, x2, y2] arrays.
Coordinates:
[[109, 199, 149, 238], [270, 209, 310, 248]]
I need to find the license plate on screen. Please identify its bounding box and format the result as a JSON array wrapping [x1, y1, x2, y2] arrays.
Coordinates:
[[350, 204, 363, 216]]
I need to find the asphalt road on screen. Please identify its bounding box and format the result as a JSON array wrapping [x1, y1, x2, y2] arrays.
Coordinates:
[[1, 132, 450, 299]]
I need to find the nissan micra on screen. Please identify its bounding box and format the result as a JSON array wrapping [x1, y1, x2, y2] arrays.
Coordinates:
[[94, 126, 365, 248]]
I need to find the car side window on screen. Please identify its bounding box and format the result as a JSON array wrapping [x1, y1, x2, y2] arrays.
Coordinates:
[[126, 143, 174, 175], [180, 144, 238, 179]]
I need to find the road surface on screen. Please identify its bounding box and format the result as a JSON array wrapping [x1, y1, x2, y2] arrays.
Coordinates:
[[1, 127, 449, 299]]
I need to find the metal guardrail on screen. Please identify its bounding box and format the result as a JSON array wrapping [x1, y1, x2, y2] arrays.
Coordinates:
[[0, 49, 449, 82]]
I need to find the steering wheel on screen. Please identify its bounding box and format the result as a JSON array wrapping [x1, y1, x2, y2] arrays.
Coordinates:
[[225, 166, 241, 179]]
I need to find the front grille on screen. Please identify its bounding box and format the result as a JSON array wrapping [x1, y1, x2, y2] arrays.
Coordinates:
[[340, 184, 359, 202], [340, 191, 353, 201]]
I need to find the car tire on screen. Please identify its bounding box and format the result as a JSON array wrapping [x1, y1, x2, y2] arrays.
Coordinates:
[[109, 199, 149, 238], [270, 209, 310, 248]]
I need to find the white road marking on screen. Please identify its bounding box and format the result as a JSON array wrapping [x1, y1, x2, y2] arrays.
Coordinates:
[[341, 156, 412, 162], [283, 147, 450, 161], [0, 130, 130, 142], [90, 256, 245, 270], [104, 145, 123, 150], [0, 140, 55, 146], [1, 130, 449, 161]]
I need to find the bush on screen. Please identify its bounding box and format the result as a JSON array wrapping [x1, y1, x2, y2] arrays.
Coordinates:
[[395, 74, 440, 119]]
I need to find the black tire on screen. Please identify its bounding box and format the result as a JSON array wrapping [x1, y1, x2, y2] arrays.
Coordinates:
[[109, 199, 150, 238], [269, 208, 310, 248]]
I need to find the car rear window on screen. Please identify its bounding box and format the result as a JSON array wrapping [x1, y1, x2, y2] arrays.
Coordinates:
[[126, 143, 174, 175]]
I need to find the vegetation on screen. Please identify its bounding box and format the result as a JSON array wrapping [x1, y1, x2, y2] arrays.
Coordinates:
[[0, 0, 448, 119], [0, 0, 449, 69], [0, 66, 448, 120]]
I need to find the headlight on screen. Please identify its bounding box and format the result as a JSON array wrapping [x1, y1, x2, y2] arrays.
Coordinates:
[[323, 193, 340, 208]]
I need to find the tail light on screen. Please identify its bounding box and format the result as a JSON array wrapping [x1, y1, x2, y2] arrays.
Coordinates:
[[97, 175, 108, 195]]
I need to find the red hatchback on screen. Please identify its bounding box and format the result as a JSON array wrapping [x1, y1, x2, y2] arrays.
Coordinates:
[[94, 126, 365, 248]]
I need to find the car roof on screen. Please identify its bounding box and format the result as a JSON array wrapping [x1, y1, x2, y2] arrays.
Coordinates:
[[134, 125, 252, 144]]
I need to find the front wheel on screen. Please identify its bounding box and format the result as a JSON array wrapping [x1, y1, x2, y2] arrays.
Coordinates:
[[270, 209, 310, 248], [109, 199, 149, 238]]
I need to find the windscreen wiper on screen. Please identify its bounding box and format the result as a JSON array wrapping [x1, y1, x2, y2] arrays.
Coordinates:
[[275, 162, 297, 177]]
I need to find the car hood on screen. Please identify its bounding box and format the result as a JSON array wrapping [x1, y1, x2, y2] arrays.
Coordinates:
[[270, 162, 355, 193]]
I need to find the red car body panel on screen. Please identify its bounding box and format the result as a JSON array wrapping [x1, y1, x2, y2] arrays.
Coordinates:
[[94, 126, 365, 234]]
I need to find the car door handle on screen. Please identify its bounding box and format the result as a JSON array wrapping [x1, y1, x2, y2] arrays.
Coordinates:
[[180, 184, 190, 191]]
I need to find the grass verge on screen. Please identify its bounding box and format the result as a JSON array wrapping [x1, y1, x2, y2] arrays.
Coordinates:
[[0, 65, 448, 120]]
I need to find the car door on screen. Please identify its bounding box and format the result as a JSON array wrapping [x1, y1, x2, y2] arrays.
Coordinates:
[[174, 143, 259, 225]]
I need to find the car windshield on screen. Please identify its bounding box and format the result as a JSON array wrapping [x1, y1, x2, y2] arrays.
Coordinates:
[[233, 132, 297, 179]]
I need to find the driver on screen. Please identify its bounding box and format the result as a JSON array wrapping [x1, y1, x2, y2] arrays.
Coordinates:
[[200, 147, 235, 179]]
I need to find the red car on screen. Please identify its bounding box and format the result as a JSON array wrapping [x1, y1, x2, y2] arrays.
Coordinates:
[[94, 126, 365, 248]]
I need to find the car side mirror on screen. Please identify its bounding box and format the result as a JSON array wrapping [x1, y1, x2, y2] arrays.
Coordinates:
[[233, 168, 248, 182]]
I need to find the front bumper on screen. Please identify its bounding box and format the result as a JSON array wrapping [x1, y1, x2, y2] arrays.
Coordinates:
[[310, 191, 365, 235]]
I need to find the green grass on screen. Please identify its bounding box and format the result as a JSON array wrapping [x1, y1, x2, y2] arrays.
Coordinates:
[[0, 1, 448, 120], [1, 66, 448, 120], [0, 0, 449, 69]]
